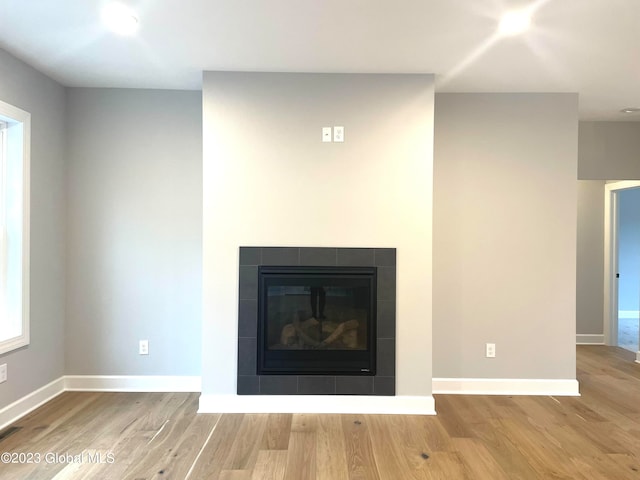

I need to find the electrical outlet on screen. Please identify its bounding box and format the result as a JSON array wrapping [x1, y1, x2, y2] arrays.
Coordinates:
[[0, 364, 7, 383], [139, 340, 149, 355], [486, 343, 496, 358], [333, 126, 344, 142]]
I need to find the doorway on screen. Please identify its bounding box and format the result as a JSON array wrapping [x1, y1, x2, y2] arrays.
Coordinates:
[[604, 181, 640, 359], [617, 187, 640, 351]]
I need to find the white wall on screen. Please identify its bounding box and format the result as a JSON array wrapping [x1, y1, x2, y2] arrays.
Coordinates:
[[433, 93, 578, 380], [0, 48, 66, 407], [202, 73, 434, 405], [66, 88, 202, 375]]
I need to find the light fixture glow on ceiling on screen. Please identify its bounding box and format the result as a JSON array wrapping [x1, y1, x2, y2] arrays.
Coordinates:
[[102, 3, 139, 35], [498, 9, 532, 36], [620, 107, 640, 114]]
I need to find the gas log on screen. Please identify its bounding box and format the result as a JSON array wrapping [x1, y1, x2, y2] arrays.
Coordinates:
[[279, 316, 359, 349]]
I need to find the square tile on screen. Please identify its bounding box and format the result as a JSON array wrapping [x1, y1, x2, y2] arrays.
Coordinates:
[[335, 376, 374, 395], [237, 376, 259, 395], [374, 249, 396, 266], [377, 301, 396, 339], [374, 376, 395, 396], [377, 266, 396, 302], [261, 247, 299, 265], [298, 376, 336, 394], [238, 299, 257, 338], [377, 338, 395, 376], [337, 248, 375, 266], [239, 247, 261, 265], [260, 375, 298, 395], [238, 337, 257, 376], [299, 248, 337, 266], [239, 266, 258, 300]]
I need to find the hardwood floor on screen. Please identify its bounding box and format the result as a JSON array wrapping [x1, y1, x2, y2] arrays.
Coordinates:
[[1, 346, 639, 479]]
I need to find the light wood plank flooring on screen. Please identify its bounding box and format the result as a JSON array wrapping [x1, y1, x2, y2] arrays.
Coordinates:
[[1, 346, 639, 479]]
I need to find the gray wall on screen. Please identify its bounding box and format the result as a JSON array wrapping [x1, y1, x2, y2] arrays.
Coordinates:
[[66, 88, 202, 375], [433, 93, 578, 379], [2, 51, 635, 409], [0, 48, 66, 406], [576, 180, 605, 335], [579, 122, 640, 179], [576, 122, 640, 338], [202, 72, 434, 398], [618, 188, 640, 312]]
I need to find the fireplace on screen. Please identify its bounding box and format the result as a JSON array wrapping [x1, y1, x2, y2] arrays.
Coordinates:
[[238, 246, 396, 396], [257, 266, 376, 375]]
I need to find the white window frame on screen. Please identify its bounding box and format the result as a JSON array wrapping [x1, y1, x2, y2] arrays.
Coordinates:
[[0, 99, 30, 355]]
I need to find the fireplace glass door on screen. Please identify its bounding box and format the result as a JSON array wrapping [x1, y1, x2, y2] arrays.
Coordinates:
[[257, 266, 376, 375]]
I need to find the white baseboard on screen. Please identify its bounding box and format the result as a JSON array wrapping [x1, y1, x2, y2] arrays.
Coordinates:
[[576, 334, 605, 345], [636, 351, 640, 364], [619, 310, 640, 319], [0, 375, 201, 431], [64, 375, 201, 392], [432, 378, 580, 396], [0, 377, 65, 431], [3, 375, 583, 431], [198, 394, 436, 415]]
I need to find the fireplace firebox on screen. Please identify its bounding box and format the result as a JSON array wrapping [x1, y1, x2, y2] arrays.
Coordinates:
[[257, 266, 377, 375]]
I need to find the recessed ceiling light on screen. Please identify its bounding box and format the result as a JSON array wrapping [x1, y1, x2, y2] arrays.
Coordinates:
[[102, 2, 139, 36], [498, 9, 532, 36], [620, 107, 640, 114]]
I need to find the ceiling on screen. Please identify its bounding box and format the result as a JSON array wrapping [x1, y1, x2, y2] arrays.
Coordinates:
[[0, 0, 638, 121]]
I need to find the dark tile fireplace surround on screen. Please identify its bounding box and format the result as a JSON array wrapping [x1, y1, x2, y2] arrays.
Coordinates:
[[238, 247, 396, 396]]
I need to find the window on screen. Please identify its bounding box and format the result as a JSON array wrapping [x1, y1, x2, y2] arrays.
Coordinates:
[[0, 100, 30, 354]]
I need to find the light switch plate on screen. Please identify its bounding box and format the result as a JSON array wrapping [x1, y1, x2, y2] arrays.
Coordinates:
[[322, 127, 332, 142]]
